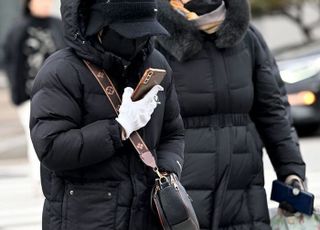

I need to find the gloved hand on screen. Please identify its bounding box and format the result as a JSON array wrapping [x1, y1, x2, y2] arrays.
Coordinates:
[[285, 175, 304, 191], [116, 85, 164, 140], [279, 175, 304, 216]]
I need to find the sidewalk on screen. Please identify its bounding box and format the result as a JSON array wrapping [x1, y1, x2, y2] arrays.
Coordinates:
[[0, 85, 41, 229], [0, 87, 26, 160], [0, 159, 42, 230]]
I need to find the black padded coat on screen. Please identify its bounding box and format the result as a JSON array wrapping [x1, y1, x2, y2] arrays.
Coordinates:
[[157, 0, 306, 229], [30, 0, 184, 229]]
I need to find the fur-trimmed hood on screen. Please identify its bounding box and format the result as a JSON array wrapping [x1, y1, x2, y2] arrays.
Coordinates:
[[157, 0, 251, 61]]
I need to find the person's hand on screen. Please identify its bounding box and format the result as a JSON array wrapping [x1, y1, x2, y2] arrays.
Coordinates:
[[116, 85, 164, 140], [285, 175, 304, 191], [279, 175, 304, 216]]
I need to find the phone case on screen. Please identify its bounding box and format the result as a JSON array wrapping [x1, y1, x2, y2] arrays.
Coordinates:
[[271, 180, 314, 215], [131, 68, 166, 101]]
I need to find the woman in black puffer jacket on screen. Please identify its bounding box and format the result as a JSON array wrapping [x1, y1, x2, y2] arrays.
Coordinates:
[[157, 0, 306, 229], [30, 0, 184, 229]]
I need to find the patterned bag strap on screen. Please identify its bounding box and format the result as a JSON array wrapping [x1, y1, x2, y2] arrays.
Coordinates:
[[83, 60, 163, 177]]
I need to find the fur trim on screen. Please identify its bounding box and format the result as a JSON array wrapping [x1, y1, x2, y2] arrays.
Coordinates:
[[215, 0, 251, 48], [157, 0, 250, 61], [157, 0, 203, 62]]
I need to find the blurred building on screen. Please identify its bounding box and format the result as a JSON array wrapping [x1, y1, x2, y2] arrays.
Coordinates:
[[253, 17, 320, 51], [53, 0, 61, 16], [0, 1, 22, 68]]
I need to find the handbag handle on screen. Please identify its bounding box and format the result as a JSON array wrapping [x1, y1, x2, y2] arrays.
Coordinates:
[[83, 60, 164, 178]]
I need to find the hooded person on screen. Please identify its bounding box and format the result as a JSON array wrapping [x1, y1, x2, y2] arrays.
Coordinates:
[[3, 0, 65, 106], [29, 0, 184, 229], [156, 0, 306, 229], [3, 0, 65, 192]]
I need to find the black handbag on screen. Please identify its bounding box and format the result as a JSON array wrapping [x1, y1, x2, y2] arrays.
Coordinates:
[[84, 60, 200, 230], [152, 173, 200, 230]]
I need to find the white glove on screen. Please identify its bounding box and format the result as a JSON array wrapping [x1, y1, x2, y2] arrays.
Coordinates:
[[116, 85, 164, 139]]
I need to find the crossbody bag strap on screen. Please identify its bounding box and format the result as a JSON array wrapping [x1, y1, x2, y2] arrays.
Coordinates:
[[83, 60, 163, 177]]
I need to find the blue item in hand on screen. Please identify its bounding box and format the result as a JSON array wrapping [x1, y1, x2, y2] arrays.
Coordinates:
[[271, 180, 314, 216]]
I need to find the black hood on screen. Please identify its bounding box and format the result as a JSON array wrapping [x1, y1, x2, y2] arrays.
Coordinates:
[[60, 0, 153, 72], [157, 0, 251, 61]]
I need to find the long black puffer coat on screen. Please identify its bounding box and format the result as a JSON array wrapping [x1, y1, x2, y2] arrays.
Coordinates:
[[157, 0, 306, 229], [29, 1, 184, 229]]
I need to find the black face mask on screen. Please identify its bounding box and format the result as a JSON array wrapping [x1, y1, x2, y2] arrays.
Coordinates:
[[100, 28, 149, 61], [185, 0, 222, 15]]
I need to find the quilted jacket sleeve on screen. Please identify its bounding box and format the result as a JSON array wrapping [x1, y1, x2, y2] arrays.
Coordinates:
[[249, 25, 300, 145], [249, 26, 306, 181], [30, 59, 123, 171]]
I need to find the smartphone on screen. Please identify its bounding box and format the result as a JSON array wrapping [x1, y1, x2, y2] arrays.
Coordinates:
[[131, 68, 166, 101], [271, 180, 314, 215]]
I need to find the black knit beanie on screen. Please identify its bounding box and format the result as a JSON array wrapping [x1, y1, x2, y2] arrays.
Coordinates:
[[86, 0, 169, 38]]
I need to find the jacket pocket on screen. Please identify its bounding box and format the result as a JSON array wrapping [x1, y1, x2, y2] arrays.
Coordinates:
[[62, 181, 119, 230]]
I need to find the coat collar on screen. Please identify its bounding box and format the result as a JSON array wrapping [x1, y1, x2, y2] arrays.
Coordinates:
[[157, 0, 251, 61]]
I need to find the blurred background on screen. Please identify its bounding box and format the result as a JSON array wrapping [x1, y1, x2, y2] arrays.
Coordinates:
[[0, 0, 319, 229]]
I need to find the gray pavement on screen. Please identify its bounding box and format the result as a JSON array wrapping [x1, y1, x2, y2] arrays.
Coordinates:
[[0, 86, 26, 160], [0, 86, 41, 230], [0, 159, 42, 230], [0, 86, 319, 229]]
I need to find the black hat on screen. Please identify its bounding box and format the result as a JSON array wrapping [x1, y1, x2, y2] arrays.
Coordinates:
[[86, 0, 169, 38]]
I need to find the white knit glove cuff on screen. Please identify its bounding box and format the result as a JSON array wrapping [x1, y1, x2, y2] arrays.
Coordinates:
[[116, 116, 135, 140]]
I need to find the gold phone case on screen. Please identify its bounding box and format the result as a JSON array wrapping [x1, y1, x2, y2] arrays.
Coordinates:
[[131, 68, 166, 101]]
